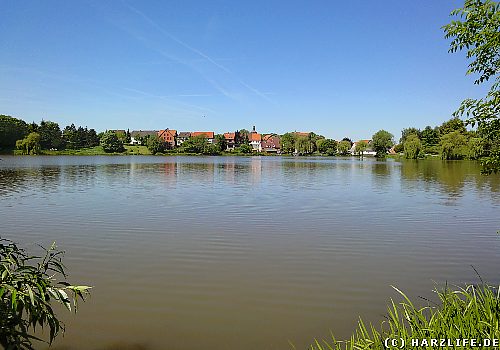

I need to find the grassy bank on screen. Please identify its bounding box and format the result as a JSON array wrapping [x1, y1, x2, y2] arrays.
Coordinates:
[[310, 282, 500, 350]]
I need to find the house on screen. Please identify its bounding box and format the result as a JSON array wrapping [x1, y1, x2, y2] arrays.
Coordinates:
[[130, 130, 158, 145], [223, 132, 237, 150], [158, 129, 177, 148], [350, 139, 376, 156], [248, 126, 262, 152], [191, 131, 215, 144], [261, 134, 281, 153], [176, 132, 191, 147]]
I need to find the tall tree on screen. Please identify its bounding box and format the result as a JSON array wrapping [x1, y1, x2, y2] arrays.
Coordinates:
[[317, 138, 337, 155], [371, 130, 394, 158], [444, 0, 500, 173], [215, 134, 227, 152], [421, 126, 440, 147], [280, 133, 296, 154], [440, 130, 468, 160], [0, 115, 28, 149], [38, 120, 64, 150], [403, 134, 422, 159], [438, 117, 467, 136], [400, 127, 421, 144], [337, 140, 351, 155]]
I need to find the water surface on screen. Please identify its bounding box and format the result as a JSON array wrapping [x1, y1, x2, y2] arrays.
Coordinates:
[[1, 156, 499, 350]]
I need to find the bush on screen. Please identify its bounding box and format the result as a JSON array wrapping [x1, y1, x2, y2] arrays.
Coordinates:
[[236, 144, 253, 154], [0, 238, 90, 349], [146, 135, 167, 155], [100, 131, 125, 153]]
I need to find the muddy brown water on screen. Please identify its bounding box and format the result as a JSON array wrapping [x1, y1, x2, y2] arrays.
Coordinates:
[[1, 156, 499, 350]]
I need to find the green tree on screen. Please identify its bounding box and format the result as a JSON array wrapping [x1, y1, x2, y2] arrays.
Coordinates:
[[317, 138, 337, 155], [421, 125, 440, 153], [400, 127, 421, 144], [0, 238, 90, 349], [444, 0, 500, 173], [100, 131, 124, 153], [0, 115, 28, 149], [215, 134, 227, 152], [341, 137, 353, 147], [181, 135, 208, 154], [203, 144, 222, 155], [125, 129, 131, 144], [467, 136, 486, 159], [235, 144, 252, 154], [86, 128, 100, 148], [403, 134, 422, 159], [280, 133, 296, 154], [371, 130, 394, 158], [440, 130, 468, 160], [15, 133, 41, 155], [236, 129, 250, 146], [438, 117, 467, 136], [394, 143, 404, 153], [146, 135, 167, 155], [295, 136, 310, 155], [38, 121, 64, 150], [307, 132, 322, 153], [355, 141, 368, 156], [337, 140, 351, 155]]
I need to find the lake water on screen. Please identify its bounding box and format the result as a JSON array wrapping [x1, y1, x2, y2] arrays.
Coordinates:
[[1, 156, 499, 350]]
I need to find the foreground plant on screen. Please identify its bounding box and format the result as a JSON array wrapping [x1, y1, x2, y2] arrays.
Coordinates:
[[0, 238, 91, 349], [444, 0, 500, 174], [310, 282, 500, 350]]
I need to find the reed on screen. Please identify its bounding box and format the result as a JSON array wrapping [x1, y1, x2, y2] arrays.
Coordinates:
[[310, 282, 500, 350]]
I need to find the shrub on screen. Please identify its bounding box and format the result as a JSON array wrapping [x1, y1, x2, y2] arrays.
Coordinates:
[[0, 238, 91, 349], [100, 131, 125, 153]]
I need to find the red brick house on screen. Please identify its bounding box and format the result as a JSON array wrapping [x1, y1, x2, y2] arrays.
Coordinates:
[[158, 129, 177, 148]]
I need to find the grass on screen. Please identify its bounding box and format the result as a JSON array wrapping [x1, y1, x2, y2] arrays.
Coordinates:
[[309, 282, 500, 350]]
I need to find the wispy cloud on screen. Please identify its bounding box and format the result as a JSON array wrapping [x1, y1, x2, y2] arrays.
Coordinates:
[[122, 2, 274, 104], [122, 87, 216, 114]]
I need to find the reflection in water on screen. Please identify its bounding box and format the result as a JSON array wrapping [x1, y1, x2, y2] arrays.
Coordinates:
[[0, 156, 499, 350], [399, 160, 500, 201]]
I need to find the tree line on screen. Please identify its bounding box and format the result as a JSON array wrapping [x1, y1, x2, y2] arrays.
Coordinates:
[[0, 113, 496, 162], [0, 115, 100, 155], [395, 116, 496, 161]]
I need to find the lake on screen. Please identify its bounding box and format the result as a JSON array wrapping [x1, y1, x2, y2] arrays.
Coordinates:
[[1, 155, 499, 350]]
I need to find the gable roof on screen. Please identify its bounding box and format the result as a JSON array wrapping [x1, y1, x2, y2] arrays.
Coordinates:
[[192, 131, 214, 139], [131, 130, 158, 137], [158, 129, 177, 138], [249, 133, 261, 142], [178, 132, 191, 138], [224, 132, 235, 140]]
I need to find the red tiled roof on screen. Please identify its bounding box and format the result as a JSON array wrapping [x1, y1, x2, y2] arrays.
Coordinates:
[[262, 135, 281, 148], [224, 132, 235, 140], [158, 129, 177, 137], [249, 133, 261, 141], [192, 131, 214, 139]]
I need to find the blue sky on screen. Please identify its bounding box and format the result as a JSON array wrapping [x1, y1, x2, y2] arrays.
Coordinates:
[[0, 1, 489, 140]]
